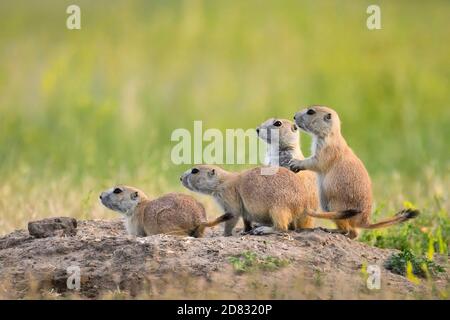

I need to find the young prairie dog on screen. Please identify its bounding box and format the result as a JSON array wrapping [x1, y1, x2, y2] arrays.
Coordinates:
[[256, 118, 304, 168], [257, 118, 319, 214], [100, 185, 232, 237], [180, 165, 345, 236], [289, 106, 419, 239]]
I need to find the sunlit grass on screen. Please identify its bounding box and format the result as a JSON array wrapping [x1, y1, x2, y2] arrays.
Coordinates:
[[1, 0, 449, 181]]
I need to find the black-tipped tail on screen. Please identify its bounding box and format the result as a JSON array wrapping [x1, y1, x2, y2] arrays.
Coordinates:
[[306, 209, 360, 220], [362, 208, 420, 229], [396, 208, 420, 220], [190, 212, 235, 238], [217, 212, 234, 223], [340, 209, 361, 219]]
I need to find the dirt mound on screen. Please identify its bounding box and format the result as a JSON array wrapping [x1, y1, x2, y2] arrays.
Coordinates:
[[0, 218, 447, 299]]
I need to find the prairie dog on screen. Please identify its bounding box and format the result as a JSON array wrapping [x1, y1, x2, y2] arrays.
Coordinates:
[[257, 118, 304, 167], [100, 185, 232, 237], [289, 106, 419, 239], [257, 117, 319, 209], [180, 165, 337, 236]]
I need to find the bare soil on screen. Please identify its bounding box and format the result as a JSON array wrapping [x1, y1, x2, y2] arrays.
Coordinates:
[[0, 218, 448, 299]]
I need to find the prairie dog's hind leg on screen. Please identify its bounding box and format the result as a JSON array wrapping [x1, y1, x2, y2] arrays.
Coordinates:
[[239, 217, 255, 235], [242, 209, 253, 233], [243, 218, 253, 232], [224, 213, 240, 236], [295, 215, 314, 230], [249, 208, 291, 236]]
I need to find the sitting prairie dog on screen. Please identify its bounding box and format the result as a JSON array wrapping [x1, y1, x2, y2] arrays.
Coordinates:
[[256, 118, 319, 214], [180, 165, 340, 236], [100, 185, 232, 237], [289, 106, 419, 239]]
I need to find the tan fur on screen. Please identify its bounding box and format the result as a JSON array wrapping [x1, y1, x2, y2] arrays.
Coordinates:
[[181, 165, 320, 236], [257, 118, 320, 222], [99, 186, 231, 237], [289, 106, 419, 239]]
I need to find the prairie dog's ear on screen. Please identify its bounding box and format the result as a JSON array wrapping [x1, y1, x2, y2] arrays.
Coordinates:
[[291, 123, 298, 132], [324, 113, 332, 121], [208, 169, 216, 177], [130, 191, 139, 200]]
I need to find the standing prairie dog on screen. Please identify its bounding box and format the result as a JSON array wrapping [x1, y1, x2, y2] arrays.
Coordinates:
[[257, 118, 319, 214], [180, 165, 344, 236], [100, 185, 232, 237], [289, 106, 419, 239]]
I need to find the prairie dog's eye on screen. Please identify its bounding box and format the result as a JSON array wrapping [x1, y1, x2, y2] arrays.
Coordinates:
[[113, 188, 122, 194], [306, 109, 316, 115], [191, 168, 199, 174], [273, 120, 282, 127]]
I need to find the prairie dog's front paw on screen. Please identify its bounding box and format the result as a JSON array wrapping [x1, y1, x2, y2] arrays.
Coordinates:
[[289, 159, 303, 173]]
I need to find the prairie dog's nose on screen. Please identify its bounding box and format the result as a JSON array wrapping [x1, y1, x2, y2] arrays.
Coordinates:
[[180, 172, 188, 181]]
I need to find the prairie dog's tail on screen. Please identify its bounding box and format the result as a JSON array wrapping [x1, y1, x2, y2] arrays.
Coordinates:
[[190, 212, 234, 238], [306, 209, 360, 220], [307, 208, 420, 229], [360, 208, 419, 229]]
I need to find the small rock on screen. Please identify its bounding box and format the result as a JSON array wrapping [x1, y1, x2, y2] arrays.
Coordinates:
[[28, 217, 77, 238]]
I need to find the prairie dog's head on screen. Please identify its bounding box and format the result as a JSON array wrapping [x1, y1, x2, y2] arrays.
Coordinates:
[[180, 165, 229, 195], [99, 185, 147, 216], [293, 106, 340, 138], [256, 118, 299, 147]]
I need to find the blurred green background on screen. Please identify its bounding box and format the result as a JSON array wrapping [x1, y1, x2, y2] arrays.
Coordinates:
[[0, 0, 449, 233]]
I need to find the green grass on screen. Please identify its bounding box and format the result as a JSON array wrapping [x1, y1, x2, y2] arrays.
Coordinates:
[[228, 251, 290, 274], [359, 192, 450, 257], [0, 0, 448, 263], [0, 1, 449, 182], [385, 249, 445, 278]]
